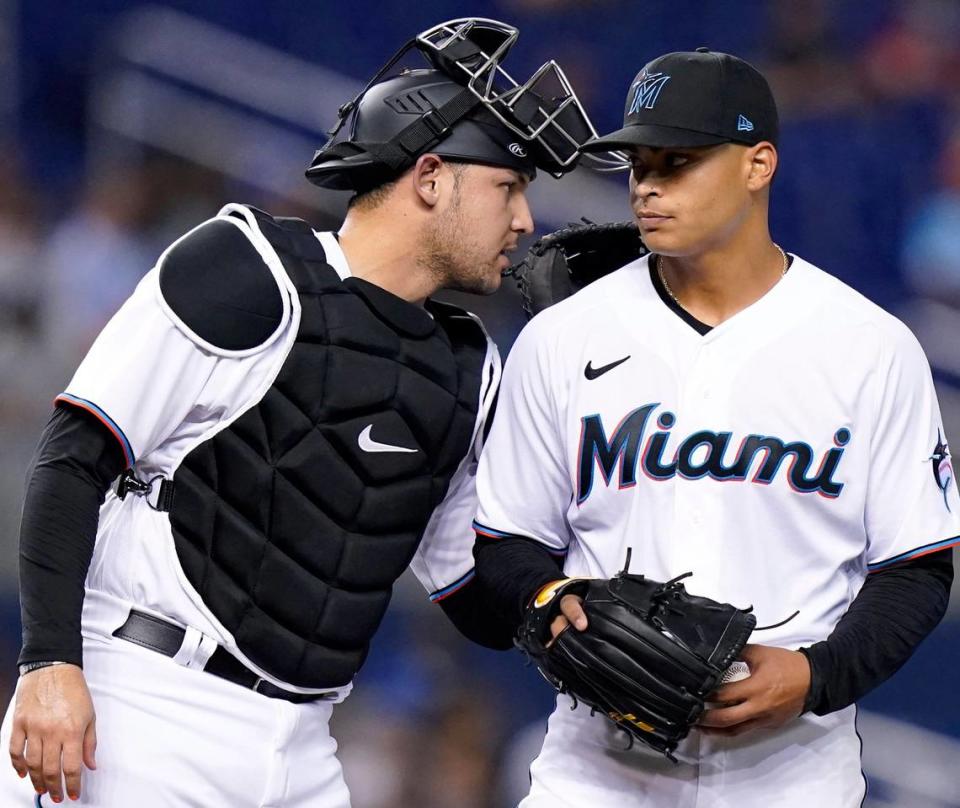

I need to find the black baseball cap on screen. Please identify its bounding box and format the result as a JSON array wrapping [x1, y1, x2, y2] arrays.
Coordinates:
[[580, 48, 778, 152]]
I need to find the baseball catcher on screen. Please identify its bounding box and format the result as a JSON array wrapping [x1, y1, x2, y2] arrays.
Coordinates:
[[2, 17, 606, 806]]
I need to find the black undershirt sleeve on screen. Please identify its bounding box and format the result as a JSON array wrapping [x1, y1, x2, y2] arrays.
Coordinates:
[[472, 535, 566, 628], [437, 537, 563, 649], [18, 405, 126, 668], [437, 576, 520, 651], [800, 548, 954, 715]]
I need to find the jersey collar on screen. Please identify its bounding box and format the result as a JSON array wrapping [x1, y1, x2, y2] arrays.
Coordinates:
[[314, 231, 352, 280], [648, 252, 797, 338]]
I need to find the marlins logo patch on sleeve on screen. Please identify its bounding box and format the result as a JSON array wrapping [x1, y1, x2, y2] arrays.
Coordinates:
[[929, 430, 954, 512]]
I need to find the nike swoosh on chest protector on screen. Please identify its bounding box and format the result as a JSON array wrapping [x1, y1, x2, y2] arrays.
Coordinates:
[[584, 355, 631, 380], [358, 424, 418, 454]]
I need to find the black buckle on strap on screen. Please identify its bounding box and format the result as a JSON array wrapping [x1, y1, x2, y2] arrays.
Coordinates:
[[116, 470, 175, 512], [396, 109, 453, 158], [420, 108, 451, 138], [116, 470, 150, 499], [395, 88, 478, 158]]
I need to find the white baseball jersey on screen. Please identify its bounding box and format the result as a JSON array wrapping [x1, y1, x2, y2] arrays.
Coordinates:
[[0, 205, 498, 806], [475, 252, 960, 807]]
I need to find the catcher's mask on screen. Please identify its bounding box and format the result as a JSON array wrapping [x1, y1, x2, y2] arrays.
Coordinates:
[[306, 17, 619, 192]]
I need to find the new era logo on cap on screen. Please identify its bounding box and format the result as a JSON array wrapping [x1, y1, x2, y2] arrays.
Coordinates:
[[737, 114, 754, 132]]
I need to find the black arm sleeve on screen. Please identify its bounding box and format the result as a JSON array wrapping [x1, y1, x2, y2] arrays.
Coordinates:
[[472, 535, 566, 629], [18, 405, 127, 668], [437, 576, 519, 651], [800, 548, 954, 715]]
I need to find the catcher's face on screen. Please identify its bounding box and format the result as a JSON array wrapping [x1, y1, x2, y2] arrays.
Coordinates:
[[628, 142, 775, 257], [425, 163, 534, 294]]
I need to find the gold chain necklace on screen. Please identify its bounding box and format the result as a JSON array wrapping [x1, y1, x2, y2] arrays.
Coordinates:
[[656, 245, 789, 309]]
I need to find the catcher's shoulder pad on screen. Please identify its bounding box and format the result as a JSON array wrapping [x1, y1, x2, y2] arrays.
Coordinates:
[[158, 216, 287, 354]]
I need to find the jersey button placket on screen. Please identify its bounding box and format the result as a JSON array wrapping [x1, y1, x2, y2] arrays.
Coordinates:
[[671, 350, 703, 576], [674, 345, 722, 583]]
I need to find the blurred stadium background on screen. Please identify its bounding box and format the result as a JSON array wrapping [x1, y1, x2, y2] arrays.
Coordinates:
[[1, 0, 959, 804]]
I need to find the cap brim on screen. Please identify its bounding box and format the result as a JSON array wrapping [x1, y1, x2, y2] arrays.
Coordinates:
[[579, 124, 731, 153]]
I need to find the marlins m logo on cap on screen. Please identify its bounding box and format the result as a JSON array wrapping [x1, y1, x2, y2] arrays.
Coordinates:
[[581, 49, 780, 153], [628, 71, 671, 114]]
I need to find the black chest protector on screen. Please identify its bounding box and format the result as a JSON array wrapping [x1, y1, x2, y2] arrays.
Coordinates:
[[167, 210, 487, 688]]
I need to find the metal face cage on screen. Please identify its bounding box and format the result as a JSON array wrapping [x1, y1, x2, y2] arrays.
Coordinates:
[[416, 18, 628, 173], [317, 17, 626, 180]]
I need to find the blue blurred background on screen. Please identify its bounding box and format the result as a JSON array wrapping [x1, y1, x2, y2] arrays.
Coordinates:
[[1, 0, 959, 804]]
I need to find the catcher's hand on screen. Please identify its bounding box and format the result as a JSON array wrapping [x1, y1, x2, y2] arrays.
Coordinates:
[[516, 564, 756, 761], [506, 221, 648, 318]]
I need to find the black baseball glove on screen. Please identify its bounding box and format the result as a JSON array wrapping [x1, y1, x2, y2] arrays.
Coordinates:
[[516, 562, 756, 760], [506, 220, 647, 318]]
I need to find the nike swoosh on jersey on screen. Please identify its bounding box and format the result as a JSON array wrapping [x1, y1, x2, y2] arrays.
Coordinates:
[[358, 424, 418, 454], [584, 355, 631, 380]]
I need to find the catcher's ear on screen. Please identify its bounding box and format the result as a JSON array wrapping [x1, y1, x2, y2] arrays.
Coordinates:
[[412, 154, 444, 208], [745, 142, 777, 192]]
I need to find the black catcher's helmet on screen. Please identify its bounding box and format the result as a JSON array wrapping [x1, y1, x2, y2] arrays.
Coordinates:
[[306, 18, 618, 192]]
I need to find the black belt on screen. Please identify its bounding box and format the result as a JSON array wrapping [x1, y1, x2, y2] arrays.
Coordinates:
[[112, 610, 337, 704]]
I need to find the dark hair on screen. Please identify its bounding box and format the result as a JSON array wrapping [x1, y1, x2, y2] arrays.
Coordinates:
[[347, 178, 399, 212]]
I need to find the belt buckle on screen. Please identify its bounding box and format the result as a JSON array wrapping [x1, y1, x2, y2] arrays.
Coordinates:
[[252, 677, 268, 694]]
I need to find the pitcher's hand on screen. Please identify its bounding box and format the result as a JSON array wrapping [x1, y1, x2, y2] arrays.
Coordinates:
[[699, 644, 811, 737]]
